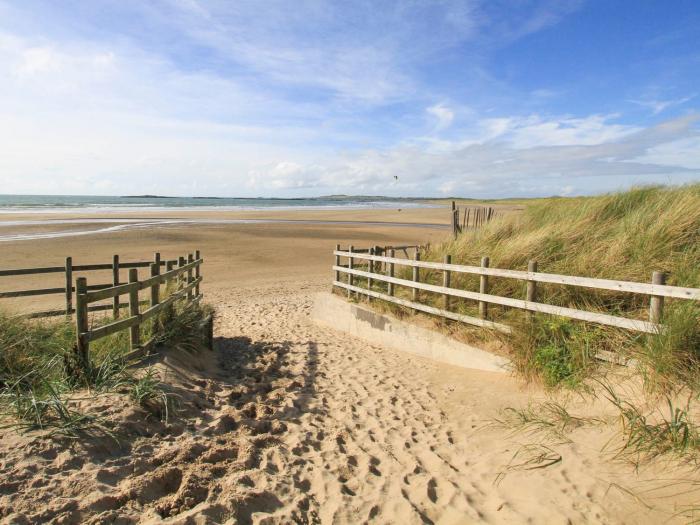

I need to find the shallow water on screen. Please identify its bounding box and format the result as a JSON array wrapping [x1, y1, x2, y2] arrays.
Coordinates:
[[0, 218, 448, 242]]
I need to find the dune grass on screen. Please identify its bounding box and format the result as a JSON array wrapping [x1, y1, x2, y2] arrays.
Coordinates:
[[411, 185, 700, 465], [410, 184, 700, 392], [0, 299, 213, 436]]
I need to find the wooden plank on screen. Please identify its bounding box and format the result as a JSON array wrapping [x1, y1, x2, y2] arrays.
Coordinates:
[[24, 302, 131, 319], [334, 265, 659, 333], [72, 263, 113, 271], [334, 280, 511, 333], [0, 287, 66, 298], [333, 251, 700, 300], [85, 260, 202, 302], [141, 279, 200, 322], [86, 282, 138, 302], [0, 266, 64, 276], [87, 315, 140, 342]]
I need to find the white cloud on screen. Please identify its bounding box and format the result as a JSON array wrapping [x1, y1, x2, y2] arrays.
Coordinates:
[[0, 1, 697, 198], [427, 104, 455, 131]]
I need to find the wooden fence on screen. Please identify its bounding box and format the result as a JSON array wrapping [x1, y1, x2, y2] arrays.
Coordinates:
[[451, 202, 498, 237], [0, 253, 181, 318], [74, 252, 205, 367], [332, 246, 700, 335]]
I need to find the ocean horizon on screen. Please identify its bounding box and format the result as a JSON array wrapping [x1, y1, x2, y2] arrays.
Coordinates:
[[0, 194, 437, 213]]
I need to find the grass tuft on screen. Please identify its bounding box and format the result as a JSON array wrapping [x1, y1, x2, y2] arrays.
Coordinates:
[[0, 298, 212, 436]]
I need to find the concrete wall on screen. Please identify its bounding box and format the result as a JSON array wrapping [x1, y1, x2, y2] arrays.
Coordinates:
[[311, 292, 510, 373]]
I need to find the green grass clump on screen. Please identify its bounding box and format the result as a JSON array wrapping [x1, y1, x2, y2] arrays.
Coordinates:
[[0, 299, 212, 436]]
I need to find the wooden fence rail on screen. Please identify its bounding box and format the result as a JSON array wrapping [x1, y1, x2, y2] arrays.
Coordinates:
[[332, 247, 700, 335], [0, 254, 180, 318], [75, 252, 204, 367]]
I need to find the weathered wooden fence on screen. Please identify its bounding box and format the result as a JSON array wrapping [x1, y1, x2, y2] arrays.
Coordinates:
[[451, 202, 498, 237], [74, 252, 205, 367], [0, 253, 181, 318], [332, 246, 700, 335]]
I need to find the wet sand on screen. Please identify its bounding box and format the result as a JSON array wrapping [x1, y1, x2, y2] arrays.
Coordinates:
[[0, 206, 455, 314]]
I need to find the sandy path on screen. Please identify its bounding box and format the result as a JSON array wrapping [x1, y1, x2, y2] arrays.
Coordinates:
[[2, 282, 697, 524]]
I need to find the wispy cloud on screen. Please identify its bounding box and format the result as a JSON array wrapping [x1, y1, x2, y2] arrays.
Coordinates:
[[630, 95, 696, 115], [426, 103, 455, 131]]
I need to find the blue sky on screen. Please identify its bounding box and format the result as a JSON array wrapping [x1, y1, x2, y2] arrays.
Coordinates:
[[0, 0, 698, 198]]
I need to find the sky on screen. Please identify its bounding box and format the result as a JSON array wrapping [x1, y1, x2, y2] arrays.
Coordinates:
[[0, 0, 699, 198]]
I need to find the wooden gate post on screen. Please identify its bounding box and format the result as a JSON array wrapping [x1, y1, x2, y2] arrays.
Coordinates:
[[368, 247, 374, 297], [649, 271, 666, 324], [187, 253, 194, 301], [128, 269, 140, 349], [178, 256, 186, 289], [388, 248, 395, 296], [334, 244, 340, 288], [65, 256, 73, 316], [112, 255, 120, 318], [479, 256, 490, 319], [347, 246, 354, 299], [150, 262, 160, 307], [412, 251, 420, 303], [75, 277, 90, 373], [526, 260, 538, 320], [195, 249, 201, 298], [443, 254, 452, 310]]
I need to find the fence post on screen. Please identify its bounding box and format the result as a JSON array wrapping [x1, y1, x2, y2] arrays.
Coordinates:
[[334, 244, 340, 288], [112, 255, 120, 318], [368, 247, 374, 298], [347, 245, 354, 299], [388, 248, 395, 296], [526, 260, 538, 320], [649, 271, 666, 324], [412, 251, 420, 304], [75, 277, 90, 373], [195, 249, 201, 298], [178, 256, 186, 289], [479, 256, 490, 319], [443, 254, 452, 310], [150, 262, 160, 307], [128, 268, 140, 350], [65, 256, 73, 316], [187, 253, 194, 301], [154, 251, 161, 269]]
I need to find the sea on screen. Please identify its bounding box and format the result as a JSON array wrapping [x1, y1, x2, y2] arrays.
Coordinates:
[[0, 194, 435, 214], [0, 195, 444, 241]]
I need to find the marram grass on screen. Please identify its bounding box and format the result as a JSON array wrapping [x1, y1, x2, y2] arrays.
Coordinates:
[[389, 185, 700, 391]]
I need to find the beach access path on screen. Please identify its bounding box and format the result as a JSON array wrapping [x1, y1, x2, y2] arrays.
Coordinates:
[[1, 279, 696, 524]]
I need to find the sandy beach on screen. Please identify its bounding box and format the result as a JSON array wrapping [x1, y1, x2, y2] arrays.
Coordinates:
[[1, 204, 698, 524]]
